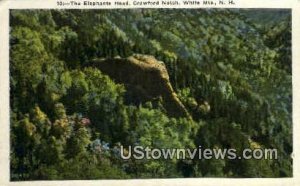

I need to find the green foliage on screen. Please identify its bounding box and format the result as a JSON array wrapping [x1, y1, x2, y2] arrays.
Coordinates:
[[10, 9, 292, 179]]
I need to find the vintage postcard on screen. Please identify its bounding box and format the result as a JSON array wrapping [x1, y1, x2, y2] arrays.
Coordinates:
[[0, 0, 299, 185]]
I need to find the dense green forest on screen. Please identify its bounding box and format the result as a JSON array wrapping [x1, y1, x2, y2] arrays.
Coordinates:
[[10, 9, 292, 180]]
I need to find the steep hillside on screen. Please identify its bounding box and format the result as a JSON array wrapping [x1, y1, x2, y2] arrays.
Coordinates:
[[10, 9, 292, 179]]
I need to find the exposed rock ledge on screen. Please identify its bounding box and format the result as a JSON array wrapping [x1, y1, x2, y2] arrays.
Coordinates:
[[88, 54, 190, 118]]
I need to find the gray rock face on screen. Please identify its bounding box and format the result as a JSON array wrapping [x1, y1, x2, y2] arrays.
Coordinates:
[[89, 54, 190, 118]]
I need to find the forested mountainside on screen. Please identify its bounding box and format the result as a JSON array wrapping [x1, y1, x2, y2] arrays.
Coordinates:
[[238, 9, 290, 27], [10, 9, 292, 180]]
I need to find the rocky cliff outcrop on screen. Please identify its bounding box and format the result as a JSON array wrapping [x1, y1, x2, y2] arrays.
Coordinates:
[[88, 54, 190, 118]]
